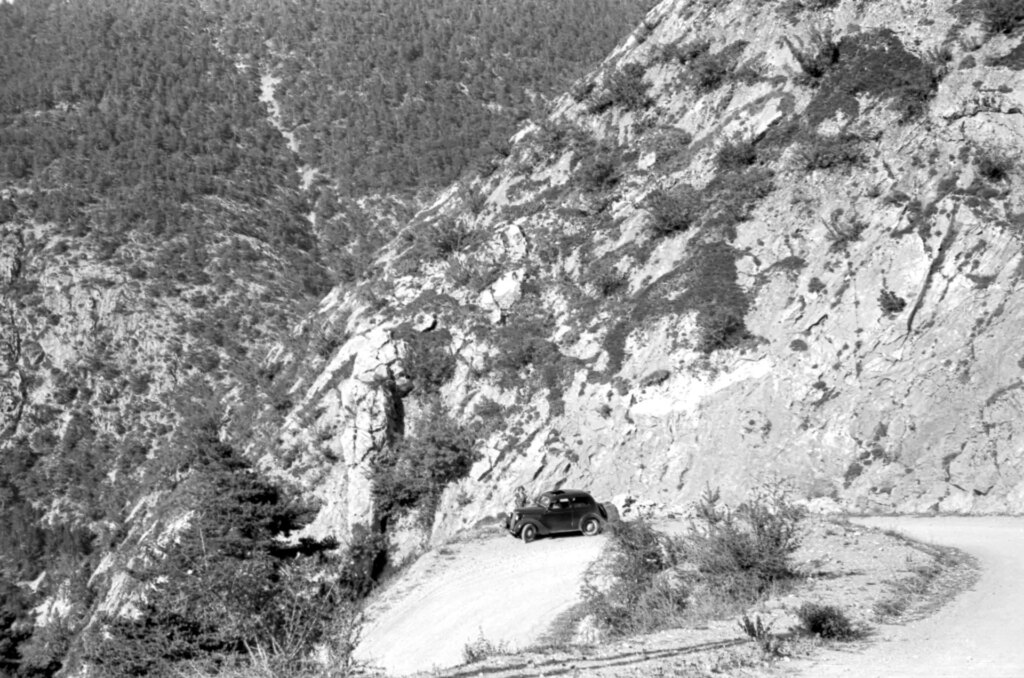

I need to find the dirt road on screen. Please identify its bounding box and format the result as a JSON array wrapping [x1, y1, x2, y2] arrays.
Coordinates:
[[353, 530, 606, 676], [784, 516, 1024, 678]]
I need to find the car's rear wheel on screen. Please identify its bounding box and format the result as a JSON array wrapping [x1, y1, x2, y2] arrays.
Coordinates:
[[521, 523, 538, 543], [581, 517, 601, 536]]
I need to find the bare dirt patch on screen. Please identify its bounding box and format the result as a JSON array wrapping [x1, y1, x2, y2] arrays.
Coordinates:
[[354, 526, 607, 675]]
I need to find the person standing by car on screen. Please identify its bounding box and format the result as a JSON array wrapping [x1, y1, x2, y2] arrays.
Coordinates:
[[506, 485, 528, 524]]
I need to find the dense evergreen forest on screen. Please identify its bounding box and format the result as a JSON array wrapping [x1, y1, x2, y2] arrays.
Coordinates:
[[0, 0, 652, 675], [210, 0, 656, 195]]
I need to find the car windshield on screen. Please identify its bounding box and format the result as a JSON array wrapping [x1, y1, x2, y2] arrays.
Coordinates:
[[536, 495, 551, 509]]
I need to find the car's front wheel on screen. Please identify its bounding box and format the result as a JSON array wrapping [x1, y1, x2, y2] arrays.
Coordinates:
[[521, 523, 538, 543], [581, 517, 601, 536]]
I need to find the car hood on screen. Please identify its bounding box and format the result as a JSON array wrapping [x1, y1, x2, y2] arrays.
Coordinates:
[[514, 506, 546, 516]]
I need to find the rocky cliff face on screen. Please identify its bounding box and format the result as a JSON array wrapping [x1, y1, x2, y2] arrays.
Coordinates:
[[270, 0, 1024, 559]]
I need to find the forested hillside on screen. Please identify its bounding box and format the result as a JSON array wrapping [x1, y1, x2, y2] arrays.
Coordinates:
[[0, 0, 655, 675], [0, 1, 331, 674], [212, 0, 656, 195], [224, 0, 656, 279]]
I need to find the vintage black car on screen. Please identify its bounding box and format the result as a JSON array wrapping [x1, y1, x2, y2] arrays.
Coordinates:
[[506, 489, 608, 543]]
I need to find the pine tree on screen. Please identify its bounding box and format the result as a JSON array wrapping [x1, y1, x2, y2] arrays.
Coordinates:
[[82, 421, 338, 677]]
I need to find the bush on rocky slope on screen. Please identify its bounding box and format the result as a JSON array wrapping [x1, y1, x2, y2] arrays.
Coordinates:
[[583, 487, 806, 635], [80, 423, 343, 677], [646, 185, 701, 236], [588, 62, 652, 113], [805, 29, 939, 124], [581, 519, 689, 634], [688, 486, 805, 591], [370, 397, 482, 527], [976, 0, 1024, 34]]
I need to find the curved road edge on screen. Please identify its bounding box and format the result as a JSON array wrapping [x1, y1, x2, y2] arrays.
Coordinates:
[[783, 516, 1024, 678], [353, 530, 608, 676]]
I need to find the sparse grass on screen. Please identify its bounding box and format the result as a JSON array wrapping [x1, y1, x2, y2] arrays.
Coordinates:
[[873, 557, 945, 621], [872, 591, 911, 619], [738, 614, 783, 656], [529, 602, 591, 651], [462, 630, 511, 664]]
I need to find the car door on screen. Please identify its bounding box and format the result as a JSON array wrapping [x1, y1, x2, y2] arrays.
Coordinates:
[[546, 496, 574, 532], [570, 496, 594, 530]]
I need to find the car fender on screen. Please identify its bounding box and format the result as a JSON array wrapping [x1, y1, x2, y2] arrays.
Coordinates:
[[517, 517, 550, 536]]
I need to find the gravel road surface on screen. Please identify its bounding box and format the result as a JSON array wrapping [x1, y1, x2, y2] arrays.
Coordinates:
[[354, 530, 606, 676], [784, 516, 1024, 678]]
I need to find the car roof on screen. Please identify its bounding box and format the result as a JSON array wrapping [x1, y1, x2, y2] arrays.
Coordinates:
[[539, 489, 592, 499]]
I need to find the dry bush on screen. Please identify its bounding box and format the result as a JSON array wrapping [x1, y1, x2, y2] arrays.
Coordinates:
[[878, 289, 907, 316], [584, 486, 806, 636], [581, 520, 688, 635], [791, 27, 840, 81], [976, 148, 1014, 182], [685, 485, 805, 602], [797, 132, 863, 170], [646, 184, 701, 236], [796, 602, 857, 640], [738, 614, 783, 656]]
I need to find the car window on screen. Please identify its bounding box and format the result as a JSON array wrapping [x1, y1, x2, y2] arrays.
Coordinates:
[[550, 498, 571, 511], [571, 497, 591, 508], [537, 495, 551, 509]]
